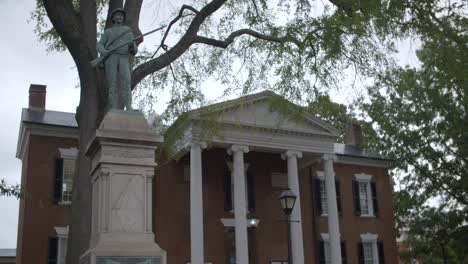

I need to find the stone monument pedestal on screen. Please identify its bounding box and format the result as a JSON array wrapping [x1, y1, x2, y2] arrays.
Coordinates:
[[80, 110, 166, 264]]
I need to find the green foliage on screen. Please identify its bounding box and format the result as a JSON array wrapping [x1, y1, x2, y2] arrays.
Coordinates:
[[361, 0, 467, 260], [0, 179, 22, 198]]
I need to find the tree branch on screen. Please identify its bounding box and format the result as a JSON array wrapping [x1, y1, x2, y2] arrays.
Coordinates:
[[193, 28, 302, 48], [152, 4, 200, 58], [132, 0, 228, 88]]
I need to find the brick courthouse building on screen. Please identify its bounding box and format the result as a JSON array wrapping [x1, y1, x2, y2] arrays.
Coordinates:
[[16, 84, 398, 264]]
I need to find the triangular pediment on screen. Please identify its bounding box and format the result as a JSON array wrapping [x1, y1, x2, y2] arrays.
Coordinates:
[[189, 91, 339, 137]]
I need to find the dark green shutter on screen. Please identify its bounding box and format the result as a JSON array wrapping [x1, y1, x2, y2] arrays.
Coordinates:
[[47, 237, 58, 264], [357, 242, 364, 264], [224, 170, 232, 211], [341, 241, 347, 264], [53, 158, 64, 204], [352, 180, 361, 216], [336, 181, 342, 213], [378, 241, 385, 264], [318, 240, 325, 264], [314, 179, 323, 215], [371, 182, 379, 216], [247, 171, 255, 212]]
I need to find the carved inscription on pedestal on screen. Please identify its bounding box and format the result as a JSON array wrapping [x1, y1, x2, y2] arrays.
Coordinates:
[[102, 146, 154, 164]]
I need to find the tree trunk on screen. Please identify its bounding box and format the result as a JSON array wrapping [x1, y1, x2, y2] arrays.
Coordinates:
[[66, 64, 106, 264]]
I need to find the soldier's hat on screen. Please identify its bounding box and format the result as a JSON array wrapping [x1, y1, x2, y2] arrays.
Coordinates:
[[109, 8, 127, 23]]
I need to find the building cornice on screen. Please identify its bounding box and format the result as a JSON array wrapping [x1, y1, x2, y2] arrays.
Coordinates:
[[334, 155, 391, 168], [16, 122, 78, 160]]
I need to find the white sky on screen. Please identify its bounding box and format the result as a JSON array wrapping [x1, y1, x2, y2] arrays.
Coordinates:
[[0, 0, 420, 249], [0, 0, 79, 248]]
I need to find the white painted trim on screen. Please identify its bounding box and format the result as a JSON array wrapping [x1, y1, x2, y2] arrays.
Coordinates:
[[335, 155, 390, 168], [360, 233, 379, 264], [220, 218, 236, 227], [16, 123, 78, 160], [360, 233, 378, 242], [320, 233, 330, 241], [220, 218, 260, 228], [54, 226, 69, 238], [354, 174, 375, 217], [355, 173, 373, 182], [59, 148, 78, 160], [172, 120, 336, 159], [315, 171, 325, 179]]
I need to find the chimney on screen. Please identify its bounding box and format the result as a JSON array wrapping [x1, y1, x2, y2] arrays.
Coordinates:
[[29, 84, 46, 110], [344, 124, 363, 147]]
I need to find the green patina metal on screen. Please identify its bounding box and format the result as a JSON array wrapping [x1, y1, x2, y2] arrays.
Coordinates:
[[97, 8, 138, 111]]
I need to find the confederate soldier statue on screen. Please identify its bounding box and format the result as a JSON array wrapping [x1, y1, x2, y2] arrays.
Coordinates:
[[97, 8, 138, 111]]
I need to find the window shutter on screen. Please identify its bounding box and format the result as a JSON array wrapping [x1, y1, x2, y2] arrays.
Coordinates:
[[318, 240, 325, 264], [341, 241, 347, 264], [48, 237, 58, 264], [53, 158, 64, 204], [357, 242, 364, 264], [314, 179, 323, 215], [224, 170, 232, 211], [335, 181, 342, 213], [352, 180, 361, 216], [371, 182, 379, 216], [247, 171, 255, 212], [377, 241, 385, 264]]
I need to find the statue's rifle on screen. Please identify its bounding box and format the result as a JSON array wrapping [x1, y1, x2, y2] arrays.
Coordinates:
[[90, 25, 165, 68]]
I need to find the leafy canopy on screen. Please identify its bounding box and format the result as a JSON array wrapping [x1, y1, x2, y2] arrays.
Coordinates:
[[362, 0, 467, 261]]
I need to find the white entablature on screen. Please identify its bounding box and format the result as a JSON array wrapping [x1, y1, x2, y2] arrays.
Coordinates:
[[170, 91, 340, 157]]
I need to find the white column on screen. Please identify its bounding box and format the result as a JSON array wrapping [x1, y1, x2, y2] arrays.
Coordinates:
[[323, 154, 341, 264], [190, 142, 206, 264], [283, 150, 305, 264], [228, 145, 249, 264]]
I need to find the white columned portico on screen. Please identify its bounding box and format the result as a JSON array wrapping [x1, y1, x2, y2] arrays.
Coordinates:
[[282, 150, 305, 264], [323, 154, 341, 264], [228, 145, 250, 264], [190, 142, 207, 264]]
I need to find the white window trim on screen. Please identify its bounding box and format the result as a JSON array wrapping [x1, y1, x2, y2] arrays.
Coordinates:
[[320, 233, 342, 264], [360, 233, 379, 264], [315, 171, 328, 217], [355, 173, 373, 182], [354, 173, 375, 217], [54, 226, 69, 264], [221, 218, 260, 228], [226, 162, 250, 213], [58, 148, 78, 205], [58, 148, 78, 160]]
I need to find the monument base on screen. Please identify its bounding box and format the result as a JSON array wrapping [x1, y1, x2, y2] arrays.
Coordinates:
[[80, 240, 166, 264], [82, 110, 166, 264]]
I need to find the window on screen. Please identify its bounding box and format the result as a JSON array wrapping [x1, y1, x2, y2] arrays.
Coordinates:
[[319, 180, 328, 215], [318, 233, 347, 264], [48, 226, 69, 264], [54, 148, 77, 204], [61, 159, 74, 202], [314, 171, 342, 216], [362, 242, 374, 264], [358, 233, 385, 264], [224, 162, 254, 212], [353, 173, 378, 217]]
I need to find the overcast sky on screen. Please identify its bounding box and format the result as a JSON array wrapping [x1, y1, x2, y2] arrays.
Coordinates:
[[0, 0, 420, 249], [0, 0, 80, 248]]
